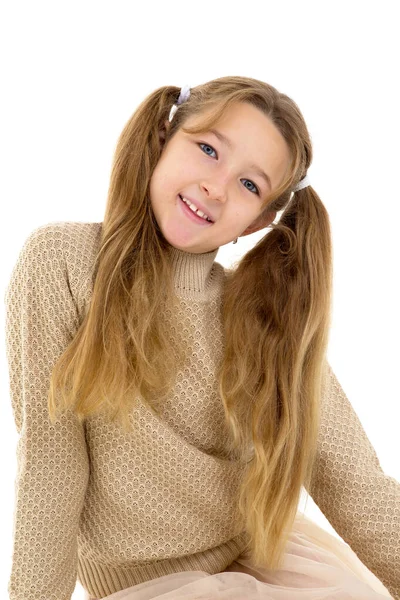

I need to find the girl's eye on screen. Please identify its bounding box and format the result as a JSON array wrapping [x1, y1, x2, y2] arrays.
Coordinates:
[[199, 142, 218, 159], [197, 143, 260, 196]]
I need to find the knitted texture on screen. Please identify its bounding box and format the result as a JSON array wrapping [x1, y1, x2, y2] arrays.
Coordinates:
[[307, 364, 400, 597], [4, 221, 400, 600]]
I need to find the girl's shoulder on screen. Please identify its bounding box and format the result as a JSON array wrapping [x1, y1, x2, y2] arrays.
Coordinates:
[[28, 219, 102, 252], [15, 220, 103, 317]]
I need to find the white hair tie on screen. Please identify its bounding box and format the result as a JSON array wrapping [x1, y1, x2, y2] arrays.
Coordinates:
[[292, 173, 311, 192], [168, 84, 191, 122]]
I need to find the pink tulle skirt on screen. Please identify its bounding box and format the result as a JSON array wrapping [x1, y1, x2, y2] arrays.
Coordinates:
[[84, 513, 394, 599]]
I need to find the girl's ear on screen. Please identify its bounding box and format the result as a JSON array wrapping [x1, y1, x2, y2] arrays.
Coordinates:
[[159, 119, 171, 146], [240, 210, 277, 238]]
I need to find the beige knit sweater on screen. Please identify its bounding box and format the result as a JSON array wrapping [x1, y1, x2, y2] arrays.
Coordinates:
[[4, 221, 400, 600]]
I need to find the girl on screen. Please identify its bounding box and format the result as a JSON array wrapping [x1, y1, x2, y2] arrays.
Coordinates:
[[5, 76, 399, 600]]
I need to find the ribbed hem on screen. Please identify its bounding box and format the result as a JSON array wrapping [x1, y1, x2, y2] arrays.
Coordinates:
[[77, 531, 248, 598]]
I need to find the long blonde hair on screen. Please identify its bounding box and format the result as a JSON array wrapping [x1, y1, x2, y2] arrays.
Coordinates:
[[48, 75, 332, 571]]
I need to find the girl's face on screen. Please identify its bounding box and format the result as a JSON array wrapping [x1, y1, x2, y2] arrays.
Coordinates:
[[149, 101, 291, 254]]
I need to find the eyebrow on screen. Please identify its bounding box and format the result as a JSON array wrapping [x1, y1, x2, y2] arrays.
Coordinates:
[[208, 128, 272, 191]]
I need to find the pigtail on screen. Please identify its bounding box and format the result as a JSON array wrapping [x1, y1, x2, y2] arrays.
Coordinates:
[[217, 182, 333, 569], [103, 85, 181, 232], [48, 84, 190, 431]]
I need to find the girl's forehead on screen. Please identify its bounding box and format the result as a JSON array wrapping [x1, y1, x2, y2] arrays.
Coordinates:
[[184, 104, 286, 152], [185, 102, 276, 136]]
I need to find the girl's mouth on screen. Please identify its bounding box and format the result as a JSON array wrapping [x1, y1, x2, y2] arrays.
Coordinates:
[[178, 195, 214, 226]]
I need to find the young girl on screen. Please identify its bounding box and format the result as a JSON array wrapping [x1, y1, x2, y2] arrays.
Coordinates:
[[5, 76, 399, 600]]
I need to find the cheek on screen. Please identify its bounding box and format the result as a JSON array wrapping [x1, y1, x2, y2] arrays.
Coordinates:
[[149, 162, 171, 200], [231, 207, 261, 231]]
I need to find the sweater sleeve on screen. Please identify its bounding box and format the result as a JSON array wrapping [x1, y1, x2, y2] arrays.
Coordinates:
[[305, 362, 400, 599], [4, 224, 90, 600]]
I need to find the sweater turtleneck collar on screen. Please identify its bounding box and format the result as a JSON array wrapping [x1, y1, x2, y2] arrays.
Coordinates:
[[166, 244, 220, 300]]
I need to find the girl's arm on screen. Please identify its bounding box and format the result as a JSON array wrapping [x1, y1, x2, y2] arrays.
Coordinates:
[[306, 362, 400, 599], [5, 224, 90, 600]]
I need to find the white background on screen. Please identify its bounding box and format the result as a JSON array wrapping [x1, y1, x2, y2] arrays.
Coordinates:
[[1, 1, 399, 598]]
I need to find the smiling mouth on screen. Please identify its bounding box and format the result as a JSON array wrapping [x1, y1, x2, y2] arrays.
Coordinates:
[[178, 194, 214, 224]]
